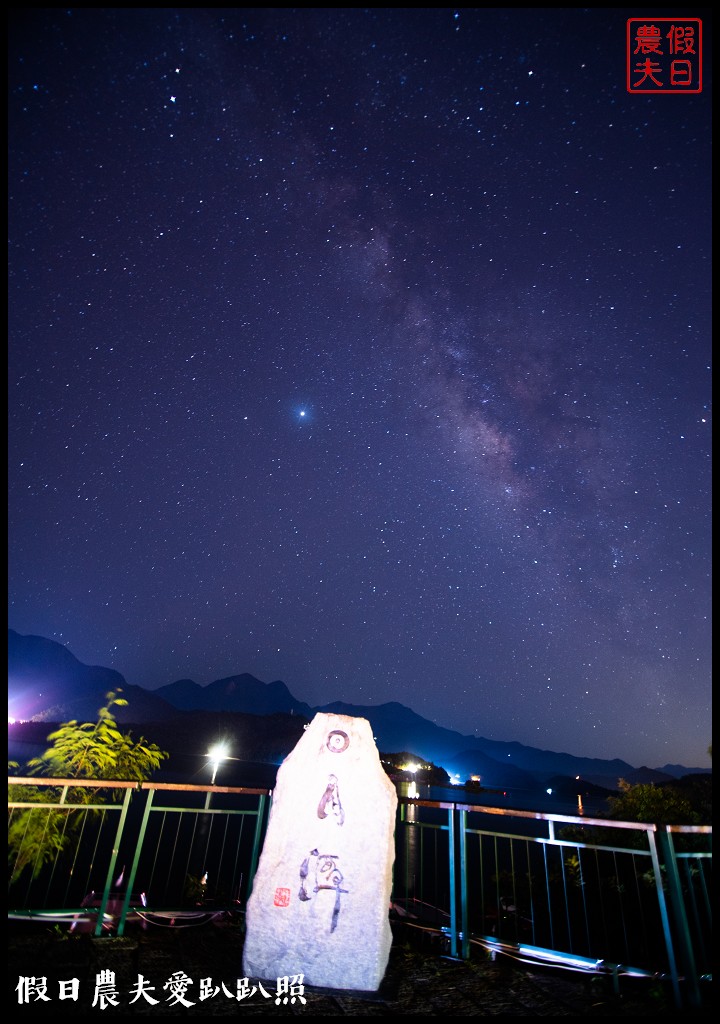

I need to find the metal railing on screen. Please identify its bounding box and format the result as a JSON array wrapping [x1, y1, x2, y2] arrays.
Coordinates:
[[8, 777, 269, 936], [8, 778, 711, 1010], [393, 796, 712, 1011]]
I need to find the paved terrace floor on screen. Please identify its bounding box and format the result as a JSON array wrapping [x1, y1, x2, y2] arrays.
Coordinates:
[[8, 917, 711, 1017]]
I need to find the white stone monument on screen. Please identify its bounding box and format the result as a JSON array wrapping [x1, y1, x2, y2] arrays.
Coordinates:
[[242, 712, 398, 992]]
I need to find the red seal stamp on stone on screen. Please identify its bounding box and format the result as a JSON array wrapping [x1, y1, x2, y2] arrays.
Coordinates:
[[274, 887, 291, 907]]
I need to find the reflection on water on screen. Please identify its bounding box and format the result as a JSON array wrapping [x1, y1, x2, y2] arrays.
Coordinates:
[[422, 783, 610, 818], [394, 782, 421, 900], [393, 778, 612, 918]]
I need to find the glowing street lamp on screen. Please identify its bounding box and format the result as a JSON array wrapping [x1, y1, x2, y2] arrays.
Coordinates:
[[207, 743, 229, 785]]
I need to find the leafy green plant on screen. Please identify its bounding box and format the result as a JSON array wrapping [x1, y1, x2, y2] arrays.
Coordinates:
[[8, 691, 168, 883], [606, 778, 700, 827], [25, 690, 167, 781], [559, 777, 703, 853]]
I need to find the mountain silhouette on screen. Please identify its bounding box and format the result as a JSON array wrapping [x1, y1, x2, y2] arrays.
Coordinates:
[[7, 630, 710, 788], [8, 629, 178, 724], [155, 675, 313, 717]]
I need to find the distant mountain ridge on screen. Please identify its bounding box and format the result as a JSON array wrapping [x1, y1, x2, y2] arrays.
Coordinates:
[[7, 630, 710, 787], [7, 629, 173, 723], [154, 675, 313, 718]]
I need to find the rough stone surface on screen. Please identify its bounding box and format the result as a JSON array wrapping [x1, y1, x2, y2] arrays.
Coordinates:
[[242, 713, 397, 992]]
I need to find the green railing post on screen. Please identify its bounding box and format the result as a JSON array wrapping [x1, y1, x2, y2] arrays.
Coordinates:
[[246, 793, 268, 900], [645, 826, 682, 1009], [656, 827, 702, 1010], [118, 786, 154, 936], [94, 786, 135, 938]]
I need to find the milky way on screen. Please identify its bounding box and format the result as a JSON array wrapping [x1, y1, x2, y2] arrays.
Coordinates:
[[8, 8, 711, 767]]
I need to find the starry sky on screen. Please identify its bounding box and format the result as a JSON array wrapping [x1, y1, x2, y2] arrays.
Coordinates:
[[8, 8, 712, 769]]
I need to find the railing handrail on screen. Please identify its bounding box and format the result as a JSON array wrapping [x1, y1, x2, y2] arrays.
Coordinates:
[[11, 777, 710, 830], [8, 775, 272, 796], [397, 795, 663, 831]]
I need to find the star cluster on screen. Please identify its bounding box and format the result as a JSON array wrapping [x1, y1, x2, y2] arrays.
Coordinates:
[[8, 9, 711, 767]]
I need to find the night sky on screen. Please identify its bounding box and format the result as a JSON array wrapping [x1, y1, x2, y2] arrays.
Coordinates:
[[8, 9, 712, 769]]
